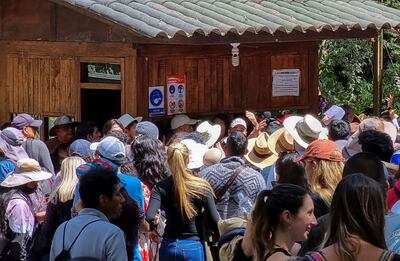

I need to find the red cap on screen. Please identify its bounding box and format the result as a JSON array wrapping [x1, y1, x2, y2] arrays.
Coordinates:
[[296, 139, 344, 162]]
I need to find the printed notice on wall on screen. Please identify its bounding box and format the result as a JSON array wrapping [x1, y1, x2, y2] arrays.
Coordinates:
[[167, 75, 186, 115], [148, 86, 165, 117], [272, 69, 300, 97]]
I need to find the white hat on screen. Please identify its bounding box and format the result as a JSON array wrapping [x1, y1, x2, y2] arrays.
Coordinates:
[[118, 113, 142, 128], [196, 121, 222, 148], [1, 159, 52, 188], [283, 114, 328, 149], [171, 114, 198, 130], [90, 136, 126, 163], [230, 118, 247, 129], [181, 139, 208, 169]]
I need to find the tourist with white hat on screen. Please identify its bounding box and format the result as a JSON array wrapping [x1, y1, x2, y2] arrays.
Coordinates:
[[170, 114, 198, 134], [0, 159, 52, 260], [196, 121, 221, 148], [283, 114, 328, 150]]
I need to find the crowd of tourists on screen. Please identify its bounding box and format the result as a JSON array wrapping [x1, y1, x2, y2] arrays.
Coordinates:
[[1, 98, 400, 260]]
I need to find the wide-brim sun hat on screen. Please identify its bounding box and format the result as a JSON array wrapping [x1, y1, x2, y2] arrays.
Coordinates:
[[49, 115, 80, 136], [283, 114, 328, 149], [1, 158, 52, 188], [181, 139, 208, 170], [196, 121, 222, 148], [268, 128, 295, 155], [245, 132, 278, 169], [344, 117, 397, 158]]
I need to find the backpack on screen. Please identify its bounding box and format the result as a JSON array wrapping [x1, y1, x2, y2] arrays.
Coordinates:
[[54, 219, 101, 261]]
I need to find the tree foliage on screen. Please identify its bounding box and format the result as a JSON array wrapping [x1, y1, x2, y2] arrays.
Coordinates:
[[319, 0, 400, 114]]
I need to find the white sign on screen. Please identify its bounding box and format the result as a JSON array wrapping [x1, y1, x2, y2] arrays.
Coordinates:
[[272, 69, 300, 97], [167, 75, 186, 115], [148, 86, 165, 117]]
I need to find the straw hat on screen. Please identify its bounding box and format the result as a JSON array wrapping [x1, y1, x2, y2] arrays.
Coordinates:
[[283, 114, 328, 149], [268, 128, 295, 155], [196, 121, 222, 148], [1, 159, 52, 188], [245, 132, 278, 169]]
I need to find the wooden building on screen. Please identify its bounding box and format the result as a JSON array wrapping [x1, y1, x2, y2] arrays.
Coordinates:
[[1, 0, 399, 134]]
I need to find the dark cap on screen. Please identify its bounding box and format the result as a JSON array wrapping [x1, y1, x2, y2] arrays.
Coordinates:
[[11, 114, 42, 129], [49, 115, 79, 136]]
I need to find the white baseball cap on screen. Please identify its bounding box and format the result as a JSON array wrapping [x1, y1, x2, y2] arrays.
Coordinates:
[[171, 114, 198, 130], [230, 118, 247, 129]]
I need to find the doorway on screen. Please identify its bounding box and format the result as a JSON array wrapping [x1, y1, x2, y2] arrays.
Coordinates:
[[80, 89, 121, 129]]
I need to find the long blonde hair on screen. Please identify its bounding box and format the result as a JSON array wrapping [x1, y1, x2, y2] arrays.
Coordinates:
[[51, 156, 85, 203], [167, 142, 213, 220], [308, 154, 343, 204]]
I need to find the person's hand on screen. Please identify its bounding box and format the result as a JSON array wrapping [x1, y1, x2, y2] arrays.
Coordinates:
[[245, 111, 258, 127], [148, 230, 161, 243], [152, 209, 161, 226], [247, 119, 267, 139], [386, 94, 394, 108]]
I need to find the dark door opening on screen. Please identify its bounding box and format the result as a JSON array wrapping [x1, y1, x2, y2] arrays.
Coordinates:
[[81, 89, 121, 129]]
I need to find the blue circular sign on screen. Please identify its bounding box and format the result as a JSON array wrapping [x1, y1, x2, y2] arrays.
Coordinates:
[[169, 85, 175, 94], [150, 89, 163, 107]]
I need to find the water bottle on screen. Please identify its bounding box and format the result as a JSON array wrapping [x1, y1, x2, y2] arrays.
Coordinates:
[[237, 192, 253, 216]]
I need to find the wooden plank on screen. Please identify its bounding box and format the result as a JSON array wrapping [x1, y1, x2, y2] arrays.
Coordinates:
[[210, 58, 218, 111], [0, 41, 134, 57], [124, 54, 137, 117], [197, 59, 205, 112], [80, 82, 121, 90], [222, 59, 230, 110]]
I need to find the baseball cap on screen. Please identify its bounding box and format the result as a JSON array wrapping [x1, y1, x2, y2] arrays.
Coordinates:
[[118, 113, 142, 128], [11, 113, 42, 129], [90, 136, 126, 163], [171, 114, 198, 130], [230, 118, 247, 129], [69, 139, 93, 158], [296, 139, 344, 162], [136, 121, 159, 139]]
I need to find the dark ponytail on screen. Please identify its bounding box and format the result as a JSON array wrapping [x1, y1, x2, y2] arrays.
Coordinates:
[[251, 184, 309, 261]]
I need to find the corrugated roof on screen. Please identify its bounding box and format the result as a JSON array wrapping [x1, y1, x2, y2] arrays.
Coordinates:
[[61, 0, 400, 38]]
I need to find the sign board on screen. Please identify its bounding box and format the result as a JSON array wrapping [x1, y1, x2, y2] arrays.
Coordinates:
[[148, 86, 165, 117], [272, 69, 300, 97], [167, 75, 186, 115]]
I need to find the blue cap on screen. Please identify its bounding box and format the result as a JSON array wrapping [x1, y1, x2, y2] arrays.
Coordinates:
[[69, 139, 93, 158]]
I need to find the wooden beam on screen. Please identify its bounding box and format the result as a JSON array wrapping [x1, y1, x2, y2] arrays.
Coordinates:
[[373, 30, 384, 116]]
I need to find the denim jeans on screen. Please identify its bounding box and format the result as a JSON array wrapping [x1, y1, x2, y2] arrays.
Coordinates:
[[159, 238, 205, 261]]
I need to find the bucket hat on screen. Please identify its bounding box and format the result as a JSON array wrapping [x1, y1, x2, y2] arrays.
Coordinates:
[[296, 139, 345, 162], [1, 159, 52, 188]]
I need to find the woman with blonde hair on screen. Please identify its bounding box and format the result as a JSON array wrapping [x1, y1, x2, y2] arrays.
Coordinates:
[[146, 141, 220, 261], [297, 139, 344, 218], [38, 156, 85, 257]]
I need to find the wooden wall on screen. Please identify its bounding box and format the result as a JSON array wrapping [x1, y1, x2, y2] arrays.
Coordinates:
[[0, 41, 136, 125], [136, 42, 319, 118]]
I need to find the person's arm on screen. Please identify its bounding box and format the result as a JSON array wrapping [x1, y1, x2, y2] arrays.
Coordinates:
[[5, 199, 35, 261], [105, 230, 129, 261], [204, 192, 220, 232], [241, 217, 253, 257], [36, 140, 55, 175], [145, 185, 162, 228]]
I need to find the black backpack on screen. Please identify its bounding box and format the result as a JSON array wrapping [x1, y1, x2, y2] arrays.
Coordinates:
[[54, 219, 101, 261]]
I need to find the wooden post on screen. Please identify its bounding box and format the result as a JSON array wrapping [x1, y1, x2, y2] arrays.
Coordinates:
[[373, 30, 383, 116]]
